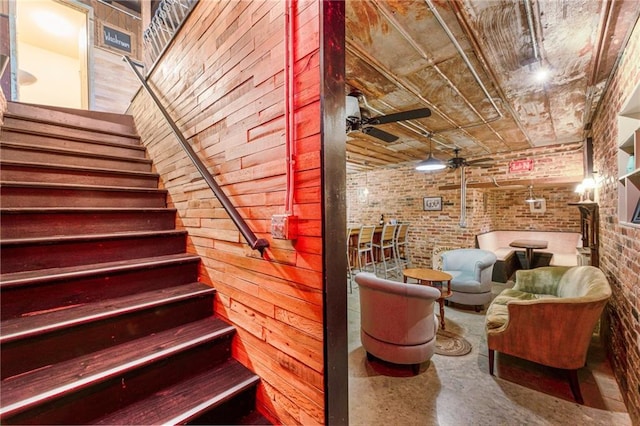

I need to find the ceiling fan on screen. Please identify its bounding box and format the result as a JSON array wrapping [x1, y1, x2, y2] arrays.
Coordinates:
[[447, 148, 494, 169], [346, 90, 431, 143]]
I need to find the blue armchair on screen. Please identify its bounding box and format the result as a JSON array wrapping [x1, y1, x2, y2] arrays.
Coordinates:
[[441, 248, 497, 311]]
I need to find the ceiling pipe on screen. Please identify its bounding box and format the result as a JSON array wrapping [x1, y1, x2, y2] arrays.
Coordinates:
[[588, 2, 640, 129], [375, 1, 502, 128], [523, 0, 558, 139], [448, 1, 532, 146], [423, 0, 503, 121], [523, 0, 540, 61], [583, 0, 615, 129], [589, 0, 615, 88], [346, 42, 493, 155]]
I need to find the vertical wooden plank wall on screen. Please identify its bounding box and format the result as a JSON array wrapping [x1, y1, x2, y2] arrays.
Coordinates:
[[81, 0, 142, 113], [127, 1, 326, 424]]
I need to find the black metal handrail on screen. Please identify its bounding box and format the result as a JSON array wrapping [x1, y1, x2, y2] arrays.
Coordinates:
[[124, 56, 270, 255]]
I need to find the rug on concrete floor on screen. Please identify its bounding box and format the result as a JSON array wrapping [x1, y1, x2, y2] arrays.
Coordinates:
[[435, 329, 472, 356]]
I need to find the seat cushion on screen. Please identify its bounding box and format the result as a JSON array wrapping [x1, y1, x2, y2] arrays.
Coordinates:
[[485, 289, 558, 330], [549, 253, 578, 266], [493, 247, 515, 261]]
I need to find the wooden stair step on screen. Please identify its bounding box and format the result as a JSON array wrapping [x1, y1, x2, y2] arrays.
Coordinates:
[[93, 359, 260, 425], [0, 142, 152, 172], [1, 254, 201, 320], [1, 282, 214, 344], [5, 101, 138, 137], [0, 253, 200, 289], [1, 207, 177, 239], [0, 181, 167, 208], [0, 317, 235, 424], [2, 116, 141, 146], [1, 230, 187, 273], [0, 161, 159, 188], [1, 282, 215, 379], [8, 102, 137, 126], [1, 128, 147, 158]]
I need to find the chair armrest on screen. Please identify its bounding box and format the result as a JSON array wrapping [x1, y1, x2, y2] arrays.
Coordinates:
[[473, 252, 497, 281], [487, 298, 608, 369], [475, 253, 497, 269]]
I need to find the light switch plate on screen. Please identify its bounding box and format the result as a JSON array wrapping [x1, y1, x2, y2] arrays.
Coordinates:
[[271, 214, 297, 240]]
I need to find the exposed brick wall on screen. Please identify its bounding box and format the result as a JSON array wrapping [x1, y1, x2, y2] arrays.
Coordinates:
[[127, 1, 324, 424], [591, 18, 640, 424], [348, 144, 583, 268]]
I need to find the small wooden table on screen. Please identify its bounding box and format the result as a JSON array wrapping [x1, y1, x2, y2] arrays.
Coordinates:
[[509, 239, 548, 269], [403, 268, 453, 330]]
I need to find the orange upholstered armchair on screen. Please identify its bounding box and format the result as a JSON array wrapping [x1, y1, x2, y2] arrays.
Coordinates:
[[485, 266, 611, 403]]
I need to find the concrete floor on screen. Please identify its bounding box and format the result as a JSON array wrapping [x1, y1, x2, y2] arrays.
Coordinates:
[[347, 280, 631, 426]]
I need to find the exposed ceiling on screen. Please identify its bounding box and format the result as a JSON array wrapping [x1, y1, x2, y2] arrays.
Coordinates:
[[345, 0, 640, 172]]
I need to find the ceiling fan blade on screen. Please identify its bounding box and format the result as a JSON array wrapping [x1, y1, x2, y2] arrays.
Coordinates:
[[465, 157, 494, 165], [366, 108, 431, 125], [362, 126, 399, 143]]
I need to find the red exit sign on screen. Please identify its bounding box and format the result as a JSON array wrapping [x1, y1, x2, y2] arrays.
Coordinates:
[[509, 159, 534, 173]]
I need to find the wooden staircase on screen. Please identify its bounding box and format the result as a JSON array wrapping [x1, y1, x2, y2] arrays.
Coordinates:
[[0, 102, 266, 425]]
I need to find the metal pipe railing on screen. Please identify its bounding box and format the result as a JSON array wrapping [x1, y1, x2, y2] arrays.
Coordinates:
[[124, 56, 270, 255]]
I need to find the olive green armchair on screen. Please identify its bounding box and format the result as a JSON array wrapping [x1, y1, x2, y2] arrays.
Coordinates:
[[485, 266, 611, 403]]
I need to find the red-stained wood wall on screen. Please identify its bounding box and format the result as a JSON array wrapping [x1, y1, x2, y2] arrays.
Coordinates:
[[127, 1, 347, 424]]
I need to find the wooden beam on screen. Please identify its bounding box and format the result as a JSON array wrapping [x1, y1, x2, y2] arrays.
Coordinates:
[[438, 176, 582, 191]]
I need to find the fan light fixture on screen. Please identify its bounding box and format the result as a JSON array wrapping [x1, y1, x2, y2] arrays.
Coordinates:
[[416, 138, 446, 171], [524, 185, 538, 203]]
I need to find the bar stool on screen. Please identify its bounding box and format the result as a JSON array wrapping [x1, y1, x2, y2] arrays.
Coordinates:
[[350, 225, 376, 279], [372, 223, 399, 279], [394, 223, 411, 269]]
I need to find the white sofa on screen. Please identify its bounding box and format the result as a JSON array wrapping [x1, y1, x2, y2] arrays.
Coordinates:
[[476, 230, 582, 282]]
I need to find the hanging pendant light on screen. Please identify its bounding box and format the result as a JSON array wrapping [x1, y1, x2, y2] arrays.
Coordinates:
[[524, 185, 537, 203], [416, 137, 446, 171]]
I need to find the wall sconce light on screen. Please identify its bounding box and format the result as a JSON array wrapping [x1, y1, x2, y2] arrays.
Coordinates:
[[576, 177, 596, 202], [575, 183, 585, 202]]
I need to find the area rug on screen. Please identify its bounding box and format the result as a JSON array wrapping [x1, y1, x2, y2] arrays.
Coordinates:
[[435, 329, 472, 356]]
